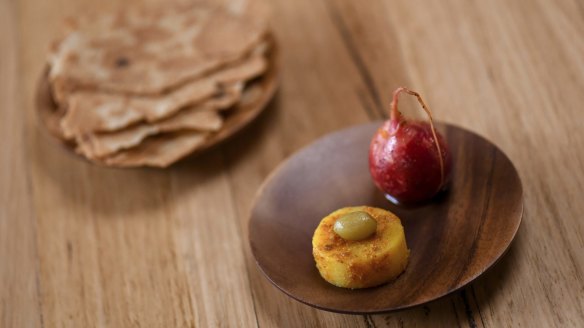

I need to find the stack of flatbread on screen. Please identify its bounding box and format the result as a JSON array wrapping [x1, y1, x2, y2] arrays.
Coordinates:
[[46, 2, 272, 167]]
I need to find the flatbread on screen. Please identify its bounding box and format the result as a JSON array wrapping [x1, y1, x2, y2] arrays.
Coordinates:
[[49, 2, 267, 102], [74, 79, 246, 159], [76, 104, 226, 159], [60, 55, 266, 139], [211, 82, 244, 109], [101, 132, 209, 168]]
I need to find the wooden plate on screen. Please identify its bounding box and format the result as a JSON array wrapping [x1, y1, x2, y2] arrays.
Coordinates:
[[35, 37, 279, 166], [248, 122, 523, 314]]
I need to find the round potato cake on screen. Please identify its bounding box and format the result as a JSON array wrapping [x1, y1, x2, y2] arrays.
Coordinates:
[[312, 206, 409, 289]]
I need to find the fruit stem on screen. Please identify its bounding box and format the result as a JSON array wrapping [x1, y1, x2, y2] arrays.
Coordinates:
[[389, 88, 404, 131], [390, 87, 445, 190]]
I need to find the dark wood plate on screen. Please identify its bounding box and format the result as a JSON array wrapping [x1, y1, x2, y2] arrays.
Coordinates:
[[35, 36, 279, 167], [248, 122, 523, 314]]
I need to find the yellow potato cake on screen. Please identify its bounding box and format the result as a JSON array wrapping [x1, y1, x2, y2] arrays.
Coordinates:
[[312, 206, 409, 289]]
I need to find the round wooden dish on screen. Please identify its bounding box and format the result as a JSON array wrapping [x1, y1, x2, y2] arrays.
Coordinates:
[[35, 37, 279, 166], [248, 122, 523, 314]]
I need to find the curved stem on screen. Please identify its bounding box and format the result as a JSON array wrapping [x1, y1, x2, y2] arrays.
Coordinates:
[[389, 87, 404, 130], [390, 87, 445, 190]]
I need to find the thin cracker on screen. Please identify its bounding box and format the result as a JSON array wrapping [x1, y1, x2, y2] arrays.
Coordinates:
[[101, 132, 209, 168], [60, 55, 266, 138], [49, 3, 266, 101], [74, 81, 244, 159], [77, 105, 224, 159]]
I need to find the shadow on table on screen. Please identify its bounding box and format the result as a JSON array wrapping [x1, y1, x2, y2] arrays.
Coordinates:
[[373, 217, 523, 324]]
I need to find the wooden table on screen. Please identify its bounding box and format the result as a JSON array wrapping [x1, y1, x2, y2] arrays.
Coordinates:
[[2, 0, 583, 326]]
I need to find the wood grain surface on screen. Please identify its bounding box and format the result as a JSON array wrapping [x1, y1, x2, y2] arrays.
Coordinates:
[[1, 0, 583, 326]]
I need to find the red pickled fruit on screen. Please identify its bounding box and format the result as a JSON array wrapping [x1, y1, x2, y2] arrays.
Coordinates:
[[369, 87, 452, 205]]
